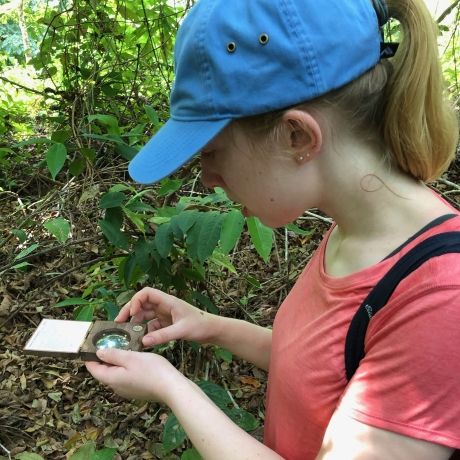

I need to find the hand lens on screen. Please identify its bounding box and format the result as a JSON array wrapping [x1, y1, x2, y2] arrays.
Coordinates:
[[24, 320, 147, 361], [95, 331, 130, 350]]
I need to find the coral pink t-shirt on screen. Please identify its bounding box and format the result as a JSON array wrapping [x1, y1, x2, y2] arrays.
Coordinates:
[[264, 213, 460, 459]]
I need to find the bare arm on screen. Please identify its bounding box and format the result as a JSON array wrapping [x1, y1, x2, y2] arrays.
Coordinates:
[[86, 349, 283, 460], [117, 288, 273, 371], [316, 410, 454, 460], [167, 374, 282, 460], [208, 315, 272, 370]]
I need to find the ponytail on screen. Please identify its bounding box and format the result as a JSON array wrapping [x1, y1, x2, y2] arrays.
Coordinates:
[[383, 0, 458, 181]]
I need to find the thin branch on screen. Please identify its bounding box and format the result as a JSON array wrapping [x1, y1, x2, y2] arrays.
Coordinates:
[[437, 0, 460, 23], [0, 236, 101, 274], [0, 76, 59, 100]]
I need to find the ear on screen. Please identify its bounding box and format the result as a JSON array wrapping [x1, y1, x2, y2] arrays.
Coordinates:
[[281, 110, 323, 162]]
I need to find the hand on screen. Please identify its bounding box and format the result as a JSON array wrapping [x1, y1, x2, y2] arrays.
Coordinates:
[[85, 348, 184, 402], [115, 287, 218, 347]]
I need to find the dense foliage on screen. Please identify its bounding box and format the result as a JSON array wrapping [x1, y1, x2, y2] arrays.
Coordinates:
[[0, 0, 459, 458]]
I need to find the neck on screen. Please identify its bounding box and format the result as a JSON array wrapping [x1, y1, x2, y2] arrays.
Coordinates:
[[316, 139, 452, 242]]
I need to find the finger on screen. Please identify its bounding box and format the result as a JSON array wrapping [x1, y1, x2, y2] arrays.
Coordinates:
[[115, 302, 132, 322], [96, 348, 135, 367], [130, 288, 171, 317], [147, 318, 162, 333], [143, 322, 185, 347], [85, 361, 115, 383]]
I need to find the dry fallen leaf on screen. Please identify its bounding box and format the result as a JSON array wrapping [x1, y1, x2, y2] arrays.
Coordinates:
[[0, 293, 12, 317]]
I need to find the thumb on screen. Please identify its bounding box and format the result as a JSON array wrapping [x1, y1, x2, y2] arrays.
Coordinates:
[[96, 347, 132, 366]]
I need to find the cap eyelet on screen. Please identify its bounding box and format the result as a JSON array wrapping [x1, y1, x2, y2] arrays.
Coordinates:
[[227, 42, 237, 53], [259, 33, 269, 45]]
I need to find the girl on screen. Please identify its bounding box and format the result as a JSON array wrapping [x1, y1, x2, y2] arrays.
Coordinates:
[[86, 0, 460, 458]]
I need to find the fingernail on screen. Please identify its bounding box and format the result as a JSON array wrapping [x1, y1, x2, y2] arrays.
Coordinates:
[[96, 349, 106, 358]]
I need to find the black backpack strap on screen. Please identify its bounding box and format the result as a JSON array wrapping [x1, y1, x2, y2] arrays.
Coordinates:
[[345, 231, 460, 381]]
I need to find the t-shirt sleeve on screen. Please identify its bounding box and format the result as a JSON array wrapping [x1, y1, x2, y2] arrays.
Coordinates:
[[337, 272, 460, 450]]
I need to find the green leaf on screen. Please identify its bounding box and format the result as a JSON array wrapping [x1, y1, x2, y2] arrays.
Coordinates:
[[123, 207, 145, 233], [135, 239, 159, 270], [247, 217, 273, 263], [181, 448, 203, 460], [51, 130, 71, 143], [99, 191, 127, 209], [102, 302, 119, 321], [149, 216, 171, 225], [190, 291, 219, 314], [162, 414, 187, 453], [155, 224, 174, 258], [43, 217, 71, 243], [87, 114, 120, 135], [81, 147, 96, 163], [11, 261, 32, 270], [196, 381, 232, 409], [220, 210, 244, 253], [14, 243, 39, 261], [114, 143, 138, 161], [186, 212, 223, 263], [122, 254, 143, 287], [11, 229, 27, 243], [170, 212, 192, 239], [158, 178, 183, 196], [68, 442, 96, 460], [99, 219, 129, 250], [285, 223, 314, 237], [104, 207, 124, 230], [196, 381, 259, 431], [47, 391, 62, 402], [15, 453, 45, 460], [227, 407, 260, 431], [14, 137, 53, 147], [214, 347, 233, 362], [209, 251, 237, 274], [92, 448, 117, 460], [69, 157, 86, 176], [145, 105, 161, 127], [55, 298, 91, 308], [46, 143, 67, 180], [75, 304, 95, 321]]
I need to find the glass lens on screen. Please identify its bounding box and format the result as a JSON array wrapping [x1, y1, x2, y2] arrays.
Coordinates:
[[95, 332, 130, 350]]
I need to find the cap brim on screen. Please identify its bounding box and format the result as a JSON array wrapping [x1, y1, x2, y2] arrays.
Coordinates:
[[128, 118, 231, 184]]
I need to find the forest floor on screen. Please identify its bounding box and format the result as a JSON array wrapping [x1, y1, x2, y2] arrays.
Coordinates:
[[1, 157, 460, 459]]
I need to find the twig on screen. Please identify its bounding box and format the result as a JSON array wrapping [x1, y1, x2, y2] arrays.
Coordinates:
[[206, 280, 260, 325], [300, 210, 333, 224], [0, 75, 60, 100], [0, 236, 101, 274], [0, 254, 124, 327], [437, 0, 460, 23], [437, 177, 460, 190], [0, 441, 11, 460]]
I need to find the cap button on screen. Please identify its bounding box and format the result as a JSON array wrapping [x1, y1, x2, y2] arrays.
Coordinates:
[[259, 33, 269, 45], [227, 42, 237, 53]]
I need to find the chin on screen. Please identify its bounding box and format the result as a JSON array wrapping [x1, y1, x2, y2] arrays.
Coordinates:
[[257, 216, 289, 229]]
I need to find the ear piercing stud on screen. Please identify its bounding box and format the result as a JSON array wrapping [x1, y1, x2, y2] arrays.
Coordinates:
[[297, 153, 310, 162]]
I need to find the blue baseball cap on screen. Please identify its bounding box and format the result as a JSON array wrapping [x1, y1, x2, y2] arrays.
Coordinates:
[[129, 0, 382, 184]]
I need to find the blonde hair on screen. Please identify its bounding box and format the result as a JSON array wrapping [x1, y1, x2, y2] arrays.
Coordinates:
[[238, 0, 459, 182]]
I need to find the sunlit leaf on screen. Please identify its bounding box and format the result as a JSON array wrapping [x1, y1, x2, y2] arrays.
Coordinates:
[[46, 143, 67, 180], [43, 217, 71, 243], [220, 210, 244, 253], [247, 217, 273, 263]]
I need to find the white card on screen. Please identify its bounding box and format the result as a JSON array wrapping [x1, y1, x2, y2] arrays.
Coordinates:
[[24, 319, 92, 353]]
